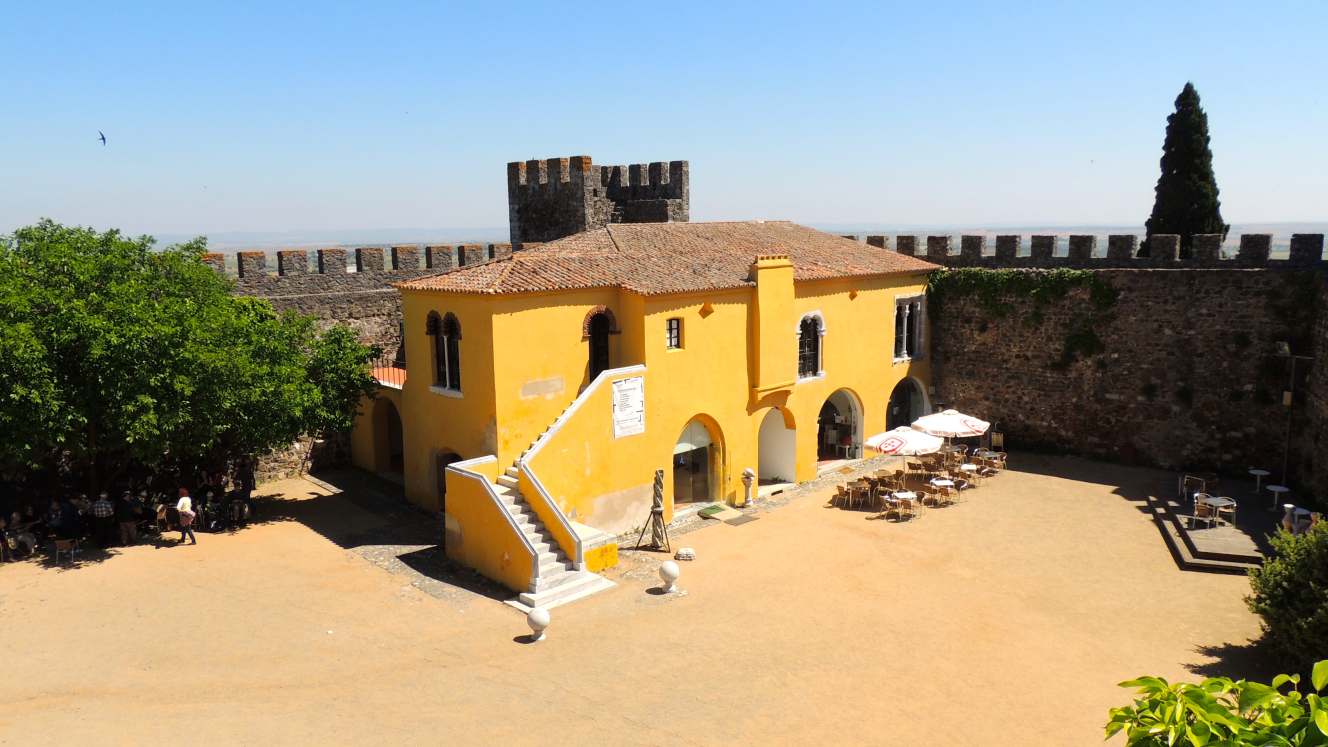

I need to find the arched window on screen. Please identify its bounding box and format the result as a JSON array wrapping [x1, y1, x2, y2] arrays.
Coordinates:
[[427, 311, 462, 392], [798, 315, 822, 378]]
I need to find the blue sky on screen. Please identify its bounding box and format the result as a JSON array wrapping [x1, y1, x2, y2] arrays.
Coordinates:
[[2, 1, 1325, 239]]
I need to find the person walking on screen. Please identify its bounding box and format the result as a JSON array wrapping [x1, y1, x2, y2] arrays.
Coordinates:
[[175, 489, 197, 545], [238, 456, 257, 517], [91, 492, 115, 547]]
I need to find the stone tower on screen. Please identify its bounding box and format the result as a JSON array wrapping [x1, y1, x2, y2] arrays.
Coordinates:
[[506, 155, 689, 249]]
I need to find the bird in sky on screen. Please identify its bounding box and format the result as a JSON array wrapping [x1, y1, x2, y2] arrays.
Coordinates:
[[98, 130, 106, 146]]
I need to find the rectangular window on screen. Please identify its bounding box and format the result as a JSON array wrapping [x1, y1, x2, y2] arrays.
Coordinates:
[[666, 318, 682, 349], [894, 297, 926, 361]]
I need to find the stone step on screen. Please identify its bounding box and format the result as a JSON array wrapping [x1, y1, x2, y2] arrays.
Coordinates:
[[518, 571, 616, 610], [496, 475, 519, 490], [538, 558, 572, 577], [1145, 494, 1261, 575], [505, 466, 519, 479], [518, 513, 545, 528]]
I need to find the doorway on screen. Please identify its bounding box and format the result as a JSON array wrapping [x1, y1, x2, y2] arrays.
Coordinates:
[[758, 408, 796, 484], [817, 389, 863, 461], [435, 451, 462, 511], [588, 312, 611, 380], [887, 378, 928, 429], [673, 418, 718, 505], [372, 398, 405, 477]]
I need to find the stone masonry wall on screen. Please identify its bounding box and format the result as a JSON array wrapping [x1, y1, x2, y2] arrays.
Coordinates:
[[218, 244, 511, 361], [930, 267, 1321, 484], [1302, 293, 1328, 498]]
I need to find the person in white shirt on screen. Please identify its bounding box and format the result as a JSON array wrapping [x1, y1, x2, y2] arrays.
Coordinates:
[[175, 490, 197, 545]]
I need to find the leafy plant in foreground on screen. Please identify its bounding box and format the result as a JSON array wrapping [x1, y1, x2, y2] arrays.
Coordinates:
[[1105, 660, 1328, 745]]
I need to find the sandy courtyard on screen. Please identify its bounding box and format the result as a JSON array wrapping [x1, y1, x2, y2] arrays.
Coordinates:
[[1, 454, 1263, 745]]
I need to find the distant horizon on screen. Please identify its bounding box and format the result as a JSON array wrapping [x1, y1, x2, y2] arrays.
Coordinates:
[[154, 220, 1328, 252]]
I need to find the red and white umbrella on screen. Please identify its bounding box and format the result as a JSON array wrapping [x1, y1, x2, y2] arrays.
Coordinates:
[[911, 409, 990, 439], [865, 427, 944, 456]]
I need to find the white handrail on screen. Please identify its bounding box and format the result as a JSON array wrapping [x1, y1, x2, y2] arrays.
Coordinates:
[[518, 364, 647, 571], [447, 455, 539, 589]]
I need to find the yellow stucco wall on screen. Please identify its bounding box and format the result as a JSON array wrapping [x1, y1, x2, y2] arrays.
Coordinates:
[[396, 292, 500, 511], [442, 456, 535, 593], [381, 266, 932, 575], [349, 387, 403, 474], [488, 288, 626, 468], [522, 366, 655, 535]]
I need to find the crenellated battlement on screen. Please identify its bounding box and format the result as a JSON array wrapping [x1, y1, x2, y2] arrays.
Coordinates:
[[206, 243, 514, 290], [839, 232, 1326, 270], [506, 154, 689, 248]]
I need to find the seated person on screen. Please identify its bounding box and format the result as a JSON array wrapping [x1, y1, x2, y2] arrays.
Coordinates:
[[1293, 512, 1320, 535]]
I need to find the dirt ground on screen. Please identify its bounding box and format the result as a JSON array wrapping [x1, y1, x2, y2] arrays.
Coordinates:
[[0, 454, 1265, 745]]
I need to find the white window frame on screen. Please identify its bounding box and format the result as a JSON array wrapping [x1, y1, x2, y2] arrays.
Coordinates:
[[893, 295, 926, 363]]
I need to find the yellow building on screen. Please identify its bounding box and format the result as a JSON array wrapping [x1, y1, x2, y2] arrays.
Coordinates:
[[352, 219, 936, 604]]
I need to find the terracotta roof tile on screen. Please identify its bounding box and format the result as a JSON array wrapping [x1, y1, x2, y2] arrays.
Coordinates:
[[396, 221, 938, 295]]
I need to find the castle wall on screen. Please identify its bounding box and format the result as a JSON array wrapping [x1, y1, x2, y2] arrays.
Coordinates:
[[867, 230, 1328, 489], [1302, 296, 1328, 497], [217, 244, 510, 361]]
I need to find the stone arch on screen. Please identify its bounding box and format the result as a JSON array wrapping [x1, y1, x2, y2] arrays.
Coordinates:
[[580, 305, 620, 339], [794, 309, 827, 334], [672, 414, 725, 506]]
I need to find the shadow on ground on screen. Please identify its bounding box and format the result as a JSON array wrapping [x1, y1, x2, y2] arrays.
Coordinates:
[[9, 469, 513, 604], [1182, 636, 1294, 684]]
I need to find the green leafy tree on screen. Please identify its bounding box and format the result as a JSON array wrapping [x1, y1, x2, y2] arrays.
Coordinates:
[[1106, 660, 1328, 745], [1143, 82, 1229, 256], [1249, 522, 1328, 671], [0, 220, 379, 491]]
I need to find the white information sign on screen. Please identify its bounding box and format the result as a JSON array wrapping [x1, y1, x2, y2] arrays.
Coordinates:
[[611, 376, 646, 438]]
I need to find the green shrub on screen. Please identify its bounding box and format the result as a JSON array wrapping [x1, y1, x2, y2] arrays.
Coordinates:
[[1248, 523, 1328, 669], [1106, 660, 1328, 745]]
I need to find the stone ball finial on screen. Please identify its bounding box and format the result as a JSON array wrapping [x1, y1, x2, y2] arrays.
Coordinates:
[[526, 606, 550, 642], [659, 560, 681, 593]]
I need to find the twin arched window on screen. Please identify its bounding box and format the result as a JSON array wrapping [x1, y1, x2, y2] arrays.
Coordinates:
[[426, 311, 462, 392], [798, 315, 823, 378]]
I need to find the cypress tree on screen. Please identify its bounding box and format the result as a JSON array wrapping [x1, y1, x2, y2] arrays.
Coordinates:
[[1142, 82, 1228, 256]]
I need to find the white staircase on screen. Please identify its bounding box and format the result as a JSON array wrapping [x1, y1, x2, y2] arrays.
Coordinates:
[[495, 464, 610, 608]]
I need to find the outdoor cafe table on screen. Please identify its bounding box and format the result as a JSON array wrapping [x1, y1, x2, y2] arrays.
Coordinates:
[[960, 463, 980, 485], [1197, 495, 1237, 525], [849, 481, 872, 509], [1248, 468, 1270, 492], [1266, 484, 1290, 511]]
